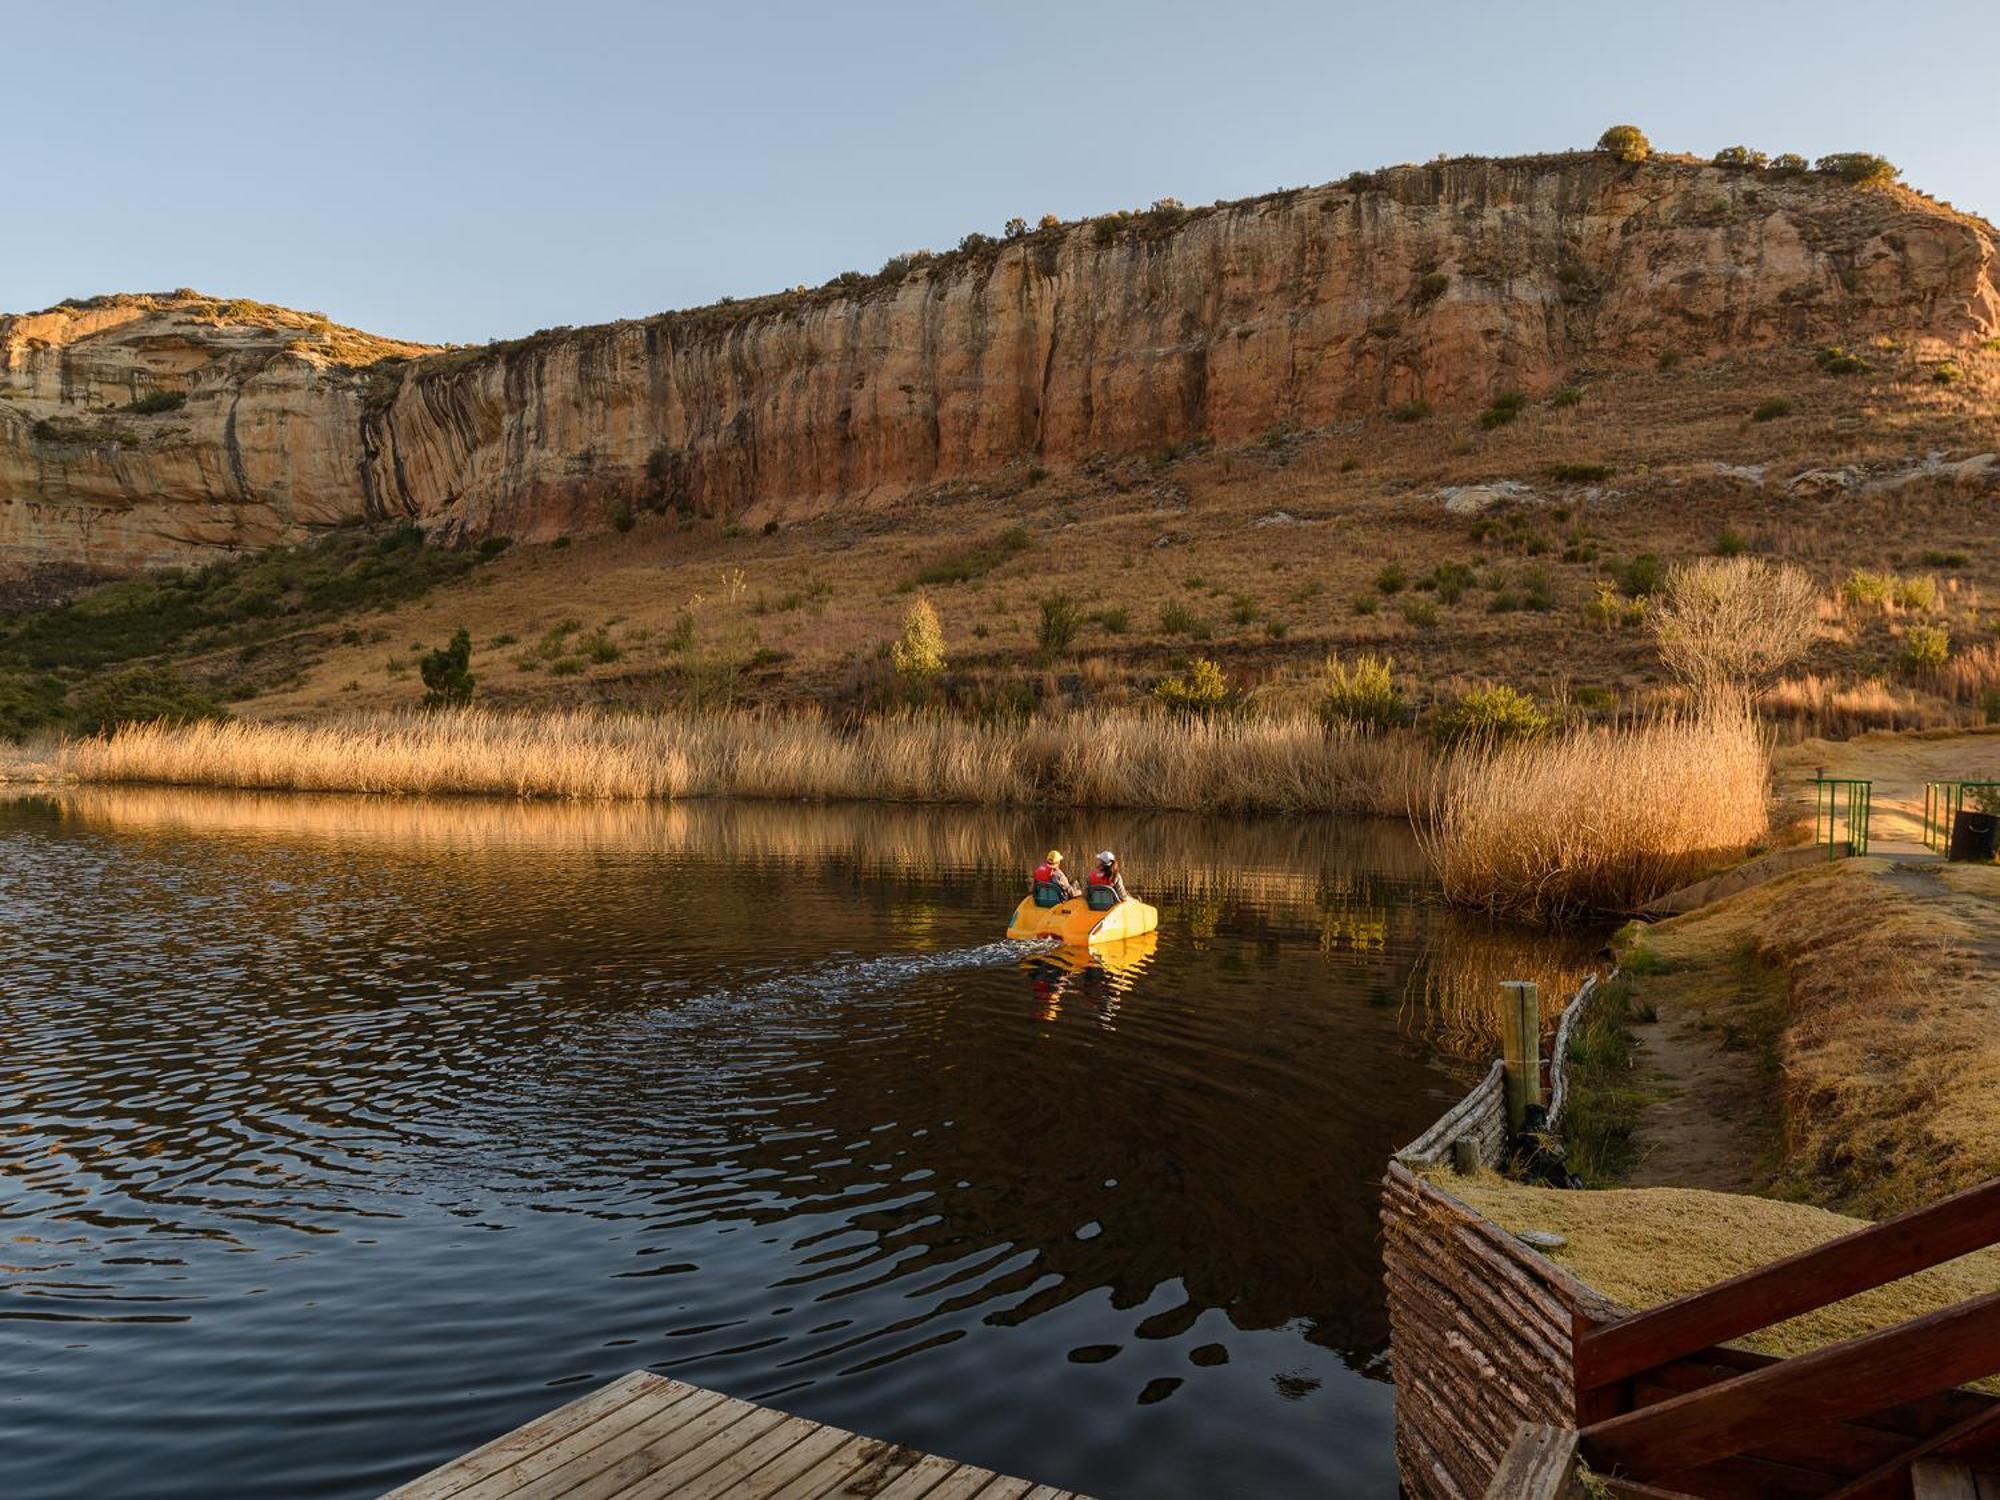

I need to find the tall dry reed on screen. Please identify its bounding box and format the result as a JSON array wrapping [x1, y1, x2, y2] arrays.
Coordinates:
[[1419, 707, 1770, 922], [56, 708, 1435, 815]]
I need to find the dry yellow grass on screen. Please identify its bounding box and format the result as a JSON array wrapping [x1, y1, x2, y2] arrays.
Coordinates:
[[1439, 1169, 2000, 1371], [55, 707, 1436, 814], [1421, 707, 1771, 921]]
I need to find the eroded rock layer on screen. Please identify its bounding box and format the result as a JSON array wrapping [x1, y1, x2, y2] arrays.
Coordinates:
[[5, 154, 1996, 573]]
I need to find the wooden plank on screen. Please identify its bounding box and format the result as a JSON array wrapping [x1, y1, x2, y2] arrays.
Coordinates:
[[858, 1452, 984, 1499], [666, 1418, 831, 1500], [1828, 1404, 2000, 1499], [1913, 1462, 1981, 1500], [384, 1372, 664, 1499], [711, 1426, 864, 1497], [756, 1436, 899, 1500], [464, 1387, 728, 1500], [1577, 1178, 2000, 1394], [567, 1402, 787, 1500], [1582, 1291, 2000, 1477], [1483, 1422, 1579, 1500]]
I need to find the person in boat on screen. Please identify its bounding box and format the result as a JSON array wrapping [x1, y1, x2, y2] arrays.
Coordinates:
[[1087, 850, 1130, 904], [1032, 849, 1081, 901]]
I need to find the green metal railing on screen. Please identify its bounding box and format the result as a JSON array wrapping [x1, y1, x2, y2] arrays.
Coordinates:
[[1922, 780, 2000, 852], [1812, 777, 1872, 859]]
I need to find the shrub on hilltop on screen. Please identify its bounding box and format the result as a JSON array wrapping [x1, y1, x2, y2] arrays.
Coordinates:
[[1597, 125, 1652, 164]]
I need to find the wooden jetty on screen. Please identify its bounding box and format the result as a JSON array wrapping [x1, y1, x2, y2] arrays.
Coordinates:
[[386, 1370, 1087, 1500]]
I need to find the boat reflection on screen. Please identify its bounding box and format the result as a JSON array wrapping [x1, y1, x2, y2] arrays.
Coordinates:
[[1023, 932, 1159, 1026]]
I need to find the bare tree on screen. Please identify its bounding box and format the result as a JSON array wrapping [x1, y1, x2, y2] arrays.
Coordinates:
[[1651, 556, 1821, 699]]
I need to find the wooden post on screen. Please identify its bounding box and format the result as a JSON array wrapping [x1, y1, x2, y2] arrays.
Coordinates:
[[1500, 980, 1543, 1131]]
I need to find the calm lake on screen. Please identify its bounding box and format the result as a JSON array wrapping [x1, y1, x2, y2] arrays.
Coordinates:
[[0, 790, 1591, 1499]]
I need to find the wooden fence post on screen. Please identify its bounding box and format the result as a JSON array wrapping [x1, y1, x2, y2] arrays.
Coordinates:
[[1500, 981, 1542, 1131]]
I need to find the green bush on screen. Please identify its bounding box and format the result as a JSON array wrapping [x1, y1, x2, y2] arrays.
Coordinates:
[[1317, 653, 1403, 731], [124, 391, 187, 415], [68, 667, 226, 736], [1424, 561, 1477, 604], [1479, 392, 1526, 429], [908, 526, 1032, 587], [1902, 623, 1950, 672], [890, 596, 947, 683], [1770, 152, 1808, 174], [1415, 271, 1450, 304], [1894, 574, 1938, 611], [0, 672, 67, 742], [1712, 145, 1767, 170], [1714, 529, 1749, 557], [1037, 594, 1081, 658], [1519, 566, 1557, 612], [1613, 552, 1665, 597], [1751, 396, 1794, 421], [1815, 153, 1899, 188], [1402, 599, 1440, 629], [1376, 563, 1410, 595], [1547, 462, 1612, 483], [418, 628, 476, 707], [1932, 362, 1963, 386], [609, 499, 636, 533], [1091, 605, 1130, 634], [581, 628, 623, 664], [1438, 684, 1550, 742], [1597, 124, 1652, 164], [1152, 657, 1232, 719], [1158, 600, 1209, 638], [1389, 399, 1432, 423], [1841, 569, 1894, 607], [1815, 345, 1871, 375], [1548, 386, 1584, 408]]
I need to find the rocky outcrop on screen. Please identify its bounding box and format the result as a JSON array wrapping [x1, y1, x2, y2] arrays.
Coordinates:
[[5, 154, 1997, 574]]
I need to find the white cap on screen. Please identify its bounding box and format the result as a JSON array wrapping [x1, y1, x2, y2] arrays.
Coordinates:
[[1097, 850, 1116, 864]]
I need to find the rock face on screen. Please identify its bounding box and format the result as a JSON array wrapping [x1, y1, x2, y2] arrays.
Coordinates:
[[5, 154, 1997, 575]]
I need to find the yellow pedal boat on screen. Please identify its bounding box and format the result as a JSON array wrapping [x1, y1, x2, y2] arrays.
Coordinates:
[[1007, 888, 1160, 946]]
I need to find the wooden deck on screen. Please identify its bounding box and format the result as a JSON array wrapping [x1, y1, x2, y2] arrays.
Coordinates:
[[385, 1371, 1087, 1500]]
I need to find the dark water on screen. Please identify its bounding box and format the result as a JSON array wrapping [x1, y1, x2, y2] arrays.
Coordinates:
[[0, 790, 1591, 1499]]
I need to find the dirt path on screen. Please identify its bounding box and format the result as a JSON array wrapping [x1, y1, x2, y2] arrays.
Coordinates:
[[1624, 954, 1783, 1194]]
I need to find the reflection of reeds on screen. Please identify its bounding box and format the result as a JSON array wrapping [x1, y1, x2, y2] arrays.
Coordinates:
[[58, 708, 1435, 815], [1420, 708, 1770, 923], [1400, 915, 1599, 1061], [35, 782, 1432, 927]]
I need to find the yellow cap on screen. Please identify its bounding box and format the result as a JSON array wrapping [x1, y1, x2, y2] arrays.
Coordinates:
[[1046, 849, 1063, 863]]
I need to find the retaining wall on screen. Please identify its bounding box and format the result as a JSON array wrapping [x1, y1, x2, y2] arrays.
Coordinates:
[[1383, 974, 1614, 1499]]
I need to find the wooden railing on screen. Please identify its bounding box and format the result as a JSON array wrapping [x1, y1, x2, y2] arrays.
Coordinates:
[[1570, 1177, 2000, 1497]]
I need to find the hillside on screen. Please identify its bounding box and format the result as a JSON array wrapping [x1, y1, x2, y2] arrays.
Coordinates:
[[4, 149, 1996, 587], [2, 143, 1998, 739]]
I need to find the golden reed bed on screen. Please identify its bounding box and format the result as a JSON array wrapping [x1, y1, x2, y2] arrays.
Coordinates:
[[51, 705, 1770, 919]]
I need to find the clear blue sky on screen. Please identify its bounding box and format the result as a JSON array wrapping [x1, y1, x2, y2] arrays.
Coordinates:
[[11, 1, 1996, 346]]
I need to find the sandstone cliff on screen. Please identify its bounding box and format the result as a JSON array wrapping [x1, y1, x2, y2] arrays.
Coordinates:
[[5, 153, 1996, 574]]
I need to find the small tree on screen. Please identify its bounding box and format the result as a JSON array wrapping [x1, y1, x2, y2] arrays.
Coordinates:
[[1597, 124, 1652, 164], [1650, 556, 1819, 699], [1770, 152, 1809, 175], [889, 595, 947, 687], [1815, 153, 1899, 188], [1037, 213, 1061, 231], [420, 627, 477, 708], [1003, 217, 1028, 239]]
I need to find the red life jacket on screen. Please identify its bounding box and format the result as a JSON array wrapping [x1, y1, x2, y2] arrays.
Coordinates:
[[1032, 862, 1056, 884], [1088, 867, 1114, 887]]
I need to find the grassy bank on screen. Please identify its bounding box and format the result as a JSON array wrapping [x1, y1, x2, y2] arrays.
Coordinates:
[[50, 707, 1434, 815]]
